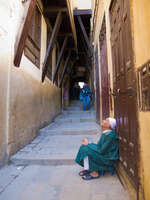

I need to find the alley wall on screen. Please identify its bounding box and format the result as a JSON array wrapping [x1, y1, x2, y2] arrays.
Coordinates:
[[131, 0, 150, 199], [8, 0, 61, 155], [0, 0, 11, 166], [0, 0, 61, 164], [92, 0, 150, 199]]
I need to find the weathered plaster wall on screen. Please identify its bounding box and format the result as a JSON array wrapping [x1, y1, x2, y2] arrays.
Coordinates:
[[8, 68, 61, 155], [0, 0, 61, 158], [7, 1, 61, 155], [0, 0, 12, 166], [131, 0, 150, 199]]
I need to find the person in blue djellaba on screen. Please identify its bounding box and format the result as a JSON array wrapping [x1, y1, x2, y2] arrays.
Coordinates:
[[75, 117, 119, 180], [80, 83, 92, 110]]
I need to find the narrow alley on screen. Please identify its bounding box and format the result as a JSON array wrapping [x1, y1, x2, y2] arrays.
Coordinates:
[[0, 101, 129, 200], [0, 0, 150, 199]]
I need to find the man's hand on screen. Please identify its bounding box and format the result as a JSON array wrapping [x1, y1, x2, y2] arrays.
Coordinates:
[[82, 138, 89, 146]]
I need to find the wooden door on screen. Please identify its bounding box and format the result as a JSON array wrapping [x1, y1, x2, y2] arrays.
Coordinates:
[[100, 18, 110, 120], [94, 46, 100, 123], [110, 0, 139, 188]]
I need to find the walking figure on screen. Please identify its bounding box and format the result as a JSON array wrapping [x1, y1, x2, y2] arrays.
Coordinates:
[[80, 83, 92, 110]]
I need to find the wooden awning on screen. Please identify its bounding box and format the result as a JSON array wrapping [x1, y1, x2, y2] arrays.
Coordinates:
[[14, 0, 77, 74], [13, 0, 92, 86], [14, 0, 37, 67]]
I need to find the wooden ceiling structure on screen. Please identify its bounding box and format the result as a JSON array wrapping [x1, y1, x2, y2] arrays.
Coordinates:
[[14, 0, 92, 86], [72, 9, 92, 83]]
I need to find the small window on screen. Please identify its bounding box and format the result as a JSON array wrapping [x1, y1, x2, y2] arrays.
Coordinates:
[[138, 60, 150, 111], [143, 89, 150, 109], [24, 6, 41, 68]]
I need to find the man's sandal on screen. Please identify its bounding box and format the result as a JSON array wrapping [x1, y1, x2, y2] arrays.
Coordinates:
[[79, 170, 90, 176], [82, 174, 100, 180]]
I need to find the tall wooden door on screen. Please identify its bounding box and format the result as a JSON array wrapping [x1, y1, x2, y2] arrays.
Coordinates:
[[100, 18, 110, 120], [110, 0, 139, 188], [94, 46, 100, 123]]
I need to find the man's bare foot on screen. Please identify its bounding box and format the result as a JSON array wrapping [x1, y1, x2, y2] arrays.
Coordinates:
[[90, 171, 99, 177]]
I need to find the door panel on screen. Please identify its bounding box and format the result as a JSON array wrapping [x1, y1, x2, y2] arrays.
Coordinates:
[[100, 25, 110, 120], [94, 46, 100, 123], [110, 0, 139, 188]]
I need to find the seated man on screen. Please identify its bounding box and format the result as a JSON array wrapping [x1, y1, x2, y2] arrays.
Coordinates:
[[75, 117, 119, 180]]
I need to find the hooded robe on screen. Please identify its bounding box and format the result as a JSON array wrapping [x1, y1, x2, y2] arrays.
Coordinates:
[[80, 86, 92, 110], [75, 130, 119, 172]]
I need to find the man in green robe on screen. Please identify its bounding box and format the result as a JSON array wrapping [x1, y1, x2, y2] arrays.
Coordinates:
[[75, 117, 119, 180]]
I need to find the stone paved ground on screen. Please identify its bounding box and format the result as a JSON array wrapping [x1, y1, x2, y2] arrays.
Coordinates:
[[0, 101, 130, 200]]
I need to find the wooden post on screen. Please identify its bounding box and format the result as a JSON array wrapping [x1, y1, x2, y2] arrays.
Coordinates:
[[53, 36, 68, 83], [42, 11, 62, 82], [59, 51, 71, 87], [77, 15, 93, 57], [14, 0, 36, 67]]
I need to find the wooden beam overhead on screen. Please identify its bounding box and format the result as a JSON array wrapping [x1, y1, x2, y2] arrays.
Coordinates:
[[73, 9, 92, 16], [44, 7, 67, 14], [42, 11, 62, 82], [79, 32, 89, 56], [66, 47, 76, 51], [77, 15, 93, 57], [59, 51, 71, 87], [14, 0, 36, 67], [78, 52, 86, 55], [66, 0, 77, 48], [45, 17, 53, 32], [58, 33, 72, 37], [53, 36, 68, 83]]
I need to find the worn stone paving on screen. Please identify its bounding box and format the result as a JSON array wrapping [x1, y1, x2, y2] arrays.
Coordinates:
[[0, 165, 130, 200], [0, 101, 130, 200]]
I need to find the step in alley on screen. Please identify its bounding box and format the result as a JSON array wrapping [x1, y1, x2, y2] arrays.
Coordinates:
[[0, 101, 130, 200]]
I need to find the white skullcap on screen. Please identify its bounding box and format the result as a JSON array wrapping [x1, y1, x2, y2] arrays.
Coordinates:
[[108, 118, 116, 129]]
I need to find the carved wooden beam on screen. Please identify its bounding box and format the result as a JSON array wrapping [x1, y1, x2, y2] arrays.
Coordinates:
[[42, 11, 62, 82], [59, 51, 71, 88], [14, 0, 36, 67], [77, 15, 93, 57], [53, 36, 68, 83]]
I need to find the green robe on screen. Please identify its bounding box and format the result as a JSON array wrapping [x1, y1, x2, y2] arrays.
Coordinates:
[[75, 130, 119, 172]]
